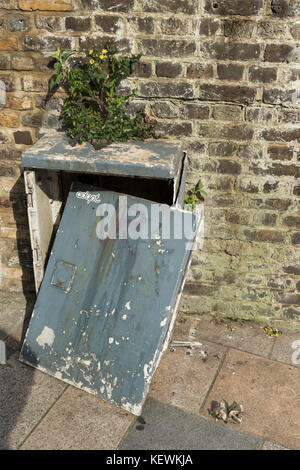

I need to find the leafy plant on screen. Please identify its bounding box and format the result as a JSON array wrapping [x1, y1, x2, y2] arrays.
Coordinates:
[[49, 45, 155, 146], [184, 180, 207, 210]]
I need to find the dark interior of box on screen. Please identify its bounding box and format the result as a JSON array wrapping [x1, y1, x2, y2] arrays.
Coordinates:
[[60, 171, 175, 208]]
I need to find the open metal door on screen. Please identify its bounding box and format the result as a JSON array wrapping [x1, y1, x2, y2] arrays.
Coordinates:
[[20, 183, 199, 415]]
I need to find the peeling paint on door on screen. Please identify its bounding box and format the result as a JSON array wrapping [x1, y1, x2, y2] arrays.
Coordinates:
[[20, 183, 198, 415]]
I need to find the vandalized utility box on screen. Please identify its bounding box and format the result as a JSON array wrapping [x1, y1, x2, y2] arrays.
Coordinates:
[[21, 133, 187, 292], [20, 133, 202, 415]]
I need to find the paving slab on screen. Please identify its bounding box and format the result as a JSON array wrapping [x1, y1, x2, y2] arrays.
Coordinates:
[[201, 348, 300, 450], [189, 317, 275, 357], [120, 398, 262, 450], [148, 340, 226, 415], [0, 351, 67, 450], [270, 329, 300, 367], [0, 292, 34, 342], [20, 385, 135, 450], [170, 312, 195, 341], [262, 440, 290, 450]]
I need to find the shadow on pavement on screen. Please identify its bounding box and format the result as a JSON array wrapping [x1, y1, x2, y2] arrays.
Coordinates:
[[0, 330, 35, 450], [1, 172, 36, 447]]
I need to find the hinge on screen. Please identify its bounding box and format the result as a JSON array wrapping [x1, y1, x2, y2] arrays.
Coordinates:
[[27, 189, 33, 208]]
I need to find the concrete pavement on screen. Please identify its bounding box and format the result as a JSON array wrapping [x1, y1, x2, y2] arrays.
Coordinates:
[[0, 292, 299, 450]]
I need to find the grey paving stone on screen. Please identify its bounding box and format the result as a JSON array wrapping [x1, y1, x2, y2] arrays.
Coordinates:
[[190, 317, 275, 358], [0, 291, 35, 342], [202, 348, 300, 450], [262, 440, 290, 450], [270, 329, 300, 367], [21, 385, 135, 450], [148, 340, 226, 415], [0, 351, 67, 449], [120, 398, 263, 450]]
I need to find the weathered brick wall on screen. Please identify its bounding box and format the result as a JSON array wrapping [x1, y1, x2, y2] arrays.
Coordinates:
[[0, 0, 299, 327]]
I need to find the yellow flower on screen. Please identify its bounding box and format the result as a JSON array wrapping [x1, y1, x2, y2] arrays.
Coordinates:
[[102, 49, 108, 54], [100, 54, 105, 60], [89, 59, 95, 64], [89, 50, 93, 55]]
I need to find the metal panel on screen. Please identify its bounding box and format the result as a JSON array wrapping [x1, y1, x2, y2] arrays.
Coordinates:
[[20, 183, 199, 415], [24, 169, 62, 292], [175, 152, 187, 208], [21, 134, 183, 180]]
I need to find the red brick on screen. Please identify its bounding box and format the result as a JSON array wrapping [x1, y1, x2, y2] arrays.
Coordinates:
[[202, 42, 260, 61], [0, 110, 19, 127], [13, 131, 33, 145], [184, 104, 210, 120], [205, 0, 264, 16], [264, 44, 295, 62], [0, 38, 18, 51], [19, 0, 72, 10]]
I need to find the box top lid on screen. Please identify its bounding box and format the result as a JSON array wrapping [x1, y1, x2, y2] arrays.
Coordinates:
[[22, 133, 184, 180]]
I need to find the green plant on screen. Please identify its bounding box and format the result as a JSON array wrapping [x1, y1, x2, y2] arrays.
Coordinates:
[[184, 180, 207, 210], [49, 45, 155, 146]]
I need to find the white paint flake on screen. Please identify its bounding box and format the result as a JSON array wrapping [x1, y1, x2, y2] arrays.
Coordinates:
[[81, 359, 91, 367], [121, 400, 142, 416], [143, 359, 154, 382], [36, 326, 55, 348], [125, 301, 131, 310]]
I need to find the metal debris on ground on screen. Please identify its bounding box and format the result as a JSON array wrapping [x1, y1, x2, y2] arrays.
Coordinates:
[[263, 326, 282, 337], [170, 341, 203, 348], [170, 341, 208, 361], [209, 400, 244, 424]]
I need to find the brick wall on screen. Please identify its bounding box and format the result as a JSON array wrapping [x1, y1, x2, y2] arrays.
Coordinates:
[[0, 0, 299, 327]]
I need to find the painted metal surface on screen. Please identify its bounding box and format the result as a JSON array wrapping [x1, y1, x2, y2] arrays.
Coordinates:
[[24, 170, 62, 292], [20, 183, 199, 415], [21, 134, 183, 180]]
